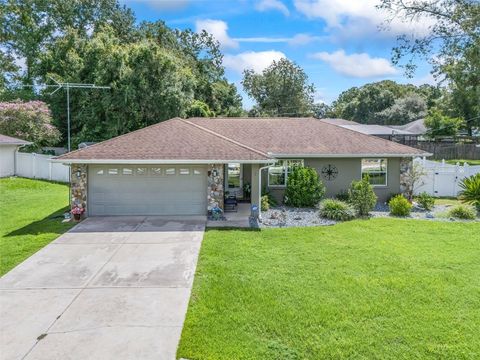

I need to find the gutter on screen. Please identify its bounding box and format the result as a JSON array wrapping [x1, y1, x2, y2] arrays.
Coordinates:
[[267, 153, 433, 158], [50, 159, 272, 165]]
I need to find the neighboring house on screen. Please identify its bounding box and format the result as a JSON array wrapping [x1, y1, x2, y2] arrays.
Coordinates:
[[318, 118, 360, 126], [53, 117, 429, 217], [390, 118, 427, 136], [0, 134, 31, 177], [340, 124, 416, 140]]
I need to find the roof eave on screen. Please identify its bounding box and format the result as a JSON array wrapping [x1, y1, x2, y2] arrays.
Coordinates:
[[51, 158, 274, 164], [268, 153, 433, 158]]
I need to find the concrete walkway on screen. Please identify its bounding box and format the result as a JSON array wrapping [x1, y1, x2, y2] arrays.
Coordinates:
[[0, 216, 205, 360]]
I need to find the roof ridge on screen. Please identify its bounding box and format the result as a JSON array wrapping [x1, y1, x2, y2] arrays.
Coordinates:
[[181, 119, 271, 158], [55, 117, 184, 159]]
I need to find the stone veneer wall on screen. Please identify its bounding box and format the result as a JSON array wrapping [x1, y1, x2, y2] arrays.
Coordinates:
[[207, 164, 224, 211], [399, 157, 413, 195], [71, 164, 87, 215]]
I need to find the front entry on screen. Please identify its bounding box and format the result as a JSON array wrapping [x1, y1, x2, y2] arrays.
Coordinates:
[[226, 163, 243, 198]]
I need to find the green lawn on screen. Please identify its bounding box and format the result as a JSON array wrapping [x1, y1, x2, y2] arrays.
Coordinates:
[[178, 219, 480, 359], [0, 177, 74, 275], [444, 159, 480, 166]]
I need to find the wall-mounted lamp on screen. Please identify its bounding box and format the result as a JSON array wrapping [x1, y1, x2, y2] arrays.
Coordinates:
[[212, 169, 218, 177], [76, 170, 82, 178]]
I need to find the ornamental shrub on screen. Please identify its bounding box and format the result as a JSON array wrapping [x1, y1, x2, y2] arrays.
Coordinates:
[[284, 166, 325, 207], [348, 176, 377, 216], [389, 195, 412, 216], [459, 173, 480, 212], [448, 205, 476, 220], [318, 199, 355, 221], [261, 195, 270, 211], [416, 192, 435, 211]]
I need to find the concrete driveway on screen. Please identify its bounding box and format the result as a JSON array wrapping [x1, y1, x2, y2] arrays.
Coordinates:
[[0, 216, 205, 360]]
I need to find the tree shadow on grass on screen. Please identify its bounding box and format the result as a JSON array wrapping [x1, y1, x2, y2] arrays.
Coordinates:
[[5, 206, 72, 237]]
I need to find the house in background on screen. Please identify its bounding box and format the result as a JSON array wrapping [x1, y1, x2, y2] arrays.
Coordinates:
[[0, 134, 31, 177], [53, 117, 429, 217]]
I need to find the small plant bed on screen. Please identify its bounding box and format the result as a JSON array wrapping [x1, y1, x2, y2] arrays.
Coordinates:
[[259, 207, 335, 228], [371, 202, 479, 222]]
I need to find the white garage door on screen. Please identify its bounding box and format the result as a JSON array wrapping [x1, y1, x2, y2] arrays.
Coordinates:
[[88, 165, 207, 216]]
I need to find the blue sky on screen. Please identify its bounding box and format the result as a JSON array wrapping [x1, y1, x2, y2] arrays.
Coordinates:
[[122, 0, 436, 108]]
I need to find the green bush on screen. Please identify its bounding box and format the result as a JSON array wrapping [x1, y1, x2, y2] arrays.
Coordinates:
[[416, 192, 435, 211], [284, 166, 325, 208], [319, 199, 355, 221], [261, 195, 270, 212], [335, 190, 350, 202], [448, 205, 476, 220], [459, 173, 480, 212], [389, 195, 412, 216], [348, 176, 377, 216]]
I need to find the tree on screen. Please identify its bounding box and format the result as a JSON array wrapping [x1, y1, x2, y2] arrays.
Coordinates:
[[0, 101, 61, 150], [374, 94, 427, 125], [312, 103, 332, 119], [329, 80, 435, 124], [242, 58, 315, 117], [186, 100, 214, 118], [379, 0, 480, 133], [424, 109, 465, 138]]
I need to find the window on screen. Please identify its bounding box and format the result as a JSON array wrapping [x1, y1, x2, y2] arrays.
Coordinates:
[[193, 169, 202, 175], [122, 168, 133, 175], [96, 169, 104, 175], [136, 167, 147, 175], [165, 168, 176, 175], [361, 158, 387, 186], [179, 168, 190, 175], [108, 168, 118, 175], [268, 160, 304, 187], [151, 167, 162, 175], [227, 163, 241, 189]]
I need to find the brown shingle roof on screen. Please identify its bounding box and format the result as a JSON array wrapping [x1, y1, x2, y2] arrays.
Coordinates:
[[0, 134, 31, 145], [189, 117, 428, 156], [56, 117, 428, 163], [57, 118, 269, 162]]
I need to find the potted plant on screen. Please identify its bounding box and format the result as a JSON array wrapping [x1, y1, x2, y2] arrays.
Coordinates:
[[71, 205, 85, 221]]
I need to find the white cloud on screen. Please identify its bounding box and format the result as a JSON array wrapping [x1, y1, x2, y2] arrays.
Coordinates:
[[255, 0, 290, 16], [293, 0, 433, 38], [311, 50, 398, 78], [287, 33, 323, 46], [223, 50, 286, 74], [195, 19, 238, 49]]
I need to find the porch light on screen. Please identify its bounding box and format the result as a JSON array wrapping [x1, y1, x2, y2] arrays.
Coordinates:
[[76, 170, 82, 178]]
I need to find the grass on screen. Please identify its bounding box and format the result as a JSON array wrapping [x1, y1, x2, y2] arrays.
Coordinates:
[[178, 219, 480, 359], [0, 177, 74, 275], [435, 197, 462, 206], [444, 159, 480, 166]]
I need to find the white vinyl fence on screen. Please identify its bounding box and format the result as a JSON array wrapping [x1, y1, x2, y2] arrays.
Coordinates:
[[414, 157, 480, 197], [15, 152, 69, 182]]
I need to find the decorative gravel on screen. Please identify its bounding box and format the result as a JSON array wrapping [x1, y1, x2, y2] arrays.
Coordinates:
[[258, 207, 336, 228], [254, 202, 479, 228], [371, 202, 479, 222]]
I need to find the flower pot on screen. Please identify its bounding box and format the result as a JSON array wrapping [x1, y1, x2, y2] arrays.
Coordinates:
[[73, 213, 81, 221]]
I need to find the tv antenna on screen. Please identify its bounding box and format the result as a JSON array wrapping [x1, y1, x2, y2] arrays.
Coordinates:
[[23, 76, 110, 151]]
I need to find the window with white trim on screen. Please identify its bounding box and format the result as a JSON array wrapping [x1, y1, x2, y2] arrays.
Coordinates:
[[179, 168, 190, 175], [361, 158, 387, 186], [122, 168, 133, 175], [268, 160, 304, 187]]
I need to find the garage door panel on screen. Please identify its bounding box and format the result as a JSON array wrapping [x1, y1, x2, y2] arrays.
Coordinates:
[[88, 165, 207, 216]]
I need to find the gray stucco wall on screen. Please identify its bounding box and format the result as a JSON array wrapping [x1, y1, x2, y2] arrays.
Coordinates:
[[262, 157, 402, 204]]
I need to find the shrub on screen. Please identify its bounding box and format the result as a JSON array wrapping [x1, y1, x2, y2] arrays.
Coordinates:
[[335, 190, 350, 202], [284, 166, 325, 207], [348, 176, 377, 216], [459, 173, 480, 212], [416, 192, 435, 211], [389, 195, 412, 216], [261, 195, 270, 211], [448, 205, 476, 220], [319, 199, 355, 221]]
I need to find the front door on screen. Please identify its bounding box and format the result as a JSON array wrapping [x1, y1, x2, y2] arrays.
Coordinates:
[[226, 163, 242, 198]]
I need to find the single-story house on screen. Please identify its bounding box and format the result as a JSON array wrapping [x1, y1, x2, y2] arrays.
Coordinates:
[[53, 117, 429, 217], [0, 134, 31, 177]]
